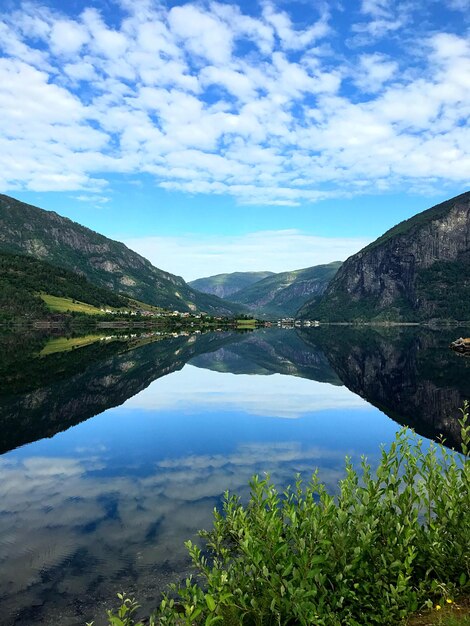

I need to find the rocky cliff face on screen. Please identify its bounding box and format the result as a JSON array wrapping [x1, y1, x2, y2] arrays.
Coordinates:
[[0, 194, 243, 315], [300, 192, 470, 321]]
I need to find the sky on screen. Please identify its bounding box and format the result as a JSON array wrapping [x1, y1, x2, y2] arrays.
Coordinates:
[[0, 0, 469, 280]]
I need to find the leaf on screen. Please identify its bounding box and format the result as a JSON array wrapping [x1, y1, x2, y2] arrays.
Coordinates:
[[205, 594, 216, 612]]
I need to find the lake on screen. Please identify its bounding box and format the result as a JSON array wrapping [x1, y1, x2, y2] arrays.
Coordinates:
[[0, 326, 469, 626]]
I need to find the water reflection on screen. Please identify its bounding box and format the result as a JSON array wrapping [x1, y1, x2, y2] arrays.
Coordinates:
[[124, 366, 366, 418], [0, 326, 468, 625], [300, 326, 470, 449], [0, 331, 235, 454]]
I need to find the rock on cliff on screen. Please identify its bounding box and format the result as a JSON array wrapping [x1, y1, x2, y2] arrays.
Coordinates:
[[299, 192, 470, 321]]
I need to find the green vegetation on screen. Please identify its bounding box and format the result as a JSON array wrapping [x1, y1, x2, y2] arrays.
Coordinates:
[[300, 292, 418, 322], [39, 334, 107, 355], [99, 408, 470, 626], [40, 294, 109, 315], [416, 260, 470, 322], [0, 250, 127, 320], [236, 318, 258, 327], [299, 292, 385, 322]]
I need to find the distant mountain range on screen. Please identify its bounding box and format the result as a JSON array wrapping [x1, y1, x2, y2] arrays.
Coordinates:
[[227, 263, 342, 317], [0, 194, 244, 317], [189, 271, 275, 298], [300, 191, 470, 322], [190, 263, 342, 318]]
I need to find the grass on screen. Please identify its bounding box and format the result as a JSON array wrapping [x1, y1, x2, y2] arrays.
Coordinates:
[[126, 298, 165, 313], [407, 598, 470, 625], [236, 318, 257, 326], [41, 293, 179, 316], [40, 293, 108, 315], [39, 334, 107, 355]]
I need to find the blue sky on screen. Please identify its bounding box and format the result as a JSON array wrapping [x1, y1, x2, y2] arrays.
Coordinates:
[[0, 0, 469, 279]]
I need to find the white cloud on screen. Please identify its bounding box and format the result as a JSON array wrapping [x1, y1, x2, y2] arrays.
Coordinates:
[[82, 7, 128, 59], [353, 0, 412, 41], [0, 0, 468, 201], [262, 2, 331, 50], [361, 0, 393, 18], [123, 230, 370, 280], [168, 4, 233, 64], [354, 53, 398, 92], [49, 19, 89, 55]]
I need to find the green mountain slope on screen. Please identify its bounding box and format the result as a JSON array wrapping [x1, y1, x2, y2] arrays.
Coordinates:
[[299, 191, 470, 322], [228, 262, 342, 317], [0, 251, 131, 320], [0, 194, 243, 316], [189, 271, 274, 298]]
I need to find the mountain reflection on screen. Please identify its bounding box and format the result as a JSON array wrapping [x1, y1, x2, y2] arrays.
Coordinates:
[[0, 331, 237, 454], [0, 326, 469, 455], [300, 326, 470, 450]]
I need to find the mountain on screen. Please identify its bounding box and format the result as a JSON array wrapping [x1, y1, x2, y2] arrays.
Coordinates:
[[299, 192, 470, 321], [0, 194, 244, 316], [228, 262, 342, 317], [189, 271, 275, 298]]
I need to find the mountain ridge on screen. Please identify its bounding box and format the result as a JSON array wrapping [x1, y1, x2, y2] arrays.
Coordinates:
[[0, 194, 244, 316], [189, 271, 275, 298], [228, 262, 342, 317]]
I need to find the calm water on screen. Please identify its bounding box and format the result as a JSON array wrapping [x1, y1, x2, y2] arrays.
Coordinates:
[[0, 326, 469, 625]]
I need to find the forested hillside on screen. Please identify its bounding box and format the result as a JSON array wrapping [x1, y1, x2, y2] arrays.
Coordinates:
[[0, 251, 128, 319]]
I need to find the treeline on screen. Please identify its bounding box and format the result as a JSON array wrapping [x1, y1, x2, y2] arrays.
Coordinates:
[[0, 251, 127, 319]]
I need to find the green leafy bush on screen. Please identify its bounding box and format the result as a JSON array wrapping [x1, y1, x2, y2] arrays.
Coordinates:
[[102, 406, 470, 626]]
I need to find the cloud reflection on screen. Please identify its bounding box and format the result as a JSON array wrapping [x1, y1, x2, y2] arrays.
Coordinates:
[[121, 365, 368, 418], [0, 438, 364, 626]]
